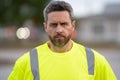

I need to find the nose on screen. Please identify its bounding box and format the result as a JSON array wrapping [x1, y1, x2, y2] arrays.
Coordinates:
[[56, 25, 63, 33]]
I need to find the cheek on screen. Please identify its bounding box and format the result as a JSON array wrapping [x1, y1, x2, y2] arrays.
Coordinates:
[[46, 29, 55, 35], [67, 28, 74, 34]]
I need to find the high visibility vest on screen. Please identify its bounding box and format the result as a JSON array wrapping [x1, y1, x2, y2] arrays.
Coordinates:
[[30, 47, 94, 80]]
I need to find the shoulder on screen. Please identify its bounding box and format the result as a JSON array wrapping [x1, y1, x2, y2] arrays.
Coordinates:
[[73, 41, 106, 60], [92, 49, 117, 79], [92, 49, 106, 63], [16, 42, 47, 64], [73, 41, 95, 57], [92, 49, 110, 70], [15, 52, 30, 69], [8, 51, 33, 80]]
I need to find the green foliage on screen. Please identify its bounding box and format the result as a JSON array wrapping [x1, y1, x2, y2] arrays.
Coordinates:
[[0, 0, 50, 27]]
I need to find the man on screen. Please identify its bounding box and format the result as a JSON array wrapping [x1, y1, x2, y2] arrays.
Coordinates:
[[8, 1, 116, 80]]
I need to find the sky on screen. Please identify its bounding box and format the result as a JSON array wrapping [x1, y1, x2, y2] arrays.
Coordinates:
[[53, 0, 120, 17]]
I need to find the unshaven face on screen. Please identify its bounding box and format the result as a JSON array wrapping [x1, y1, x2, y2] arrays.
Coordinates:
[[44, 11, 75, 47]]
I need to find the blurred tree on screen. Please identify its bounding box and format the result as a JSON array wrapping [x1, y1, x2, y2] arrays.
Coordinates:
[[0, 0, 50, 27]]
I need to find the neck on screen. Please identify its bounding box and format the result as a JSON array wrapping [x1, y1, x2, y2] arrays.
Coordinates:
[[48, 40, 73, 53]]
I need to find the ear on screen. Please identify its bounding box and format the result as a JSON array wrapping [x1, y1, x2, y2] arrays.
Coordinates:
[[72, 20, 76, 31], [43, 22, 47, 32]]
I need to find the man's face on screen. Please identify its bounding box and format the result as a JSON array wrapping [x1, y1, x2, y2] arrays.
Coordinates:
[[44, 11, 75, 47]]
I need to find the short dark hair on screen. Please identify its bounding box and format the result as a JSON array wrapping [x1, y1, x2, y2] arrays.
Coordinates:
[[43, 1, 74, 22]]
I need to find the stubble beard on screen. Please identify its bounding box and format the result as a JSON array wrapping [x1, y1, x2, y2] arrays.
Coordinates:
[[49, 34, 71, 47]]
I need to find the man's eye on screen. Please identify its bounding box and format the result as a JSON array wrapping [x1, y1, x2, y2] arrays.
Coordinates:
[[61, 23, 68, 27], [50, 23, 57, 27]]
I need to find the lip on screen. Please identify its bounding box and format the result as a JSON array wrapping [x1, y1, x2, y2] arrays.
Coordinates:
[[55, 35, 64, 40], [55, 36, 63, 39]]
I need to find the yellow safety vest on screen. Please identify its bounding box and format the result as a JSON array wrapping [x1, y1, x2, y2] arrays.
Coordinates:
[[8, 41, 117, 80], [30, 47, 94, 80]]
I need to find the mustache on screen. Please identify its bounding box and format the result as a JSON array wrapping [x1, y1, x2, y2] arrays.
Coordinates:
[[54, 33, 65, 38]]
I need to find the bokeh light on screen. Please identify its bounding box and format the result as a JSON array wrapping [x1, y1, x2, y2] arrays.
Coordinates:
[[16, 27, 30, 39]]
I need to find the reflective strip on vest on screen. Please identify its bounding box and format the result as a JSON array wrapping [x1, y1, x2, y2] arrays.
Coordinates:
[[30, 48, 40, 80], [85, 47, 94, 75], [30, 47, 94, 80]]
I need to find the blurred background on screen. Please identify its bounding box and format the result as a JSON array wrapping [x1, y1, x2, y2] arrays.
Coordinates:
[[0, 0, 120, 80]]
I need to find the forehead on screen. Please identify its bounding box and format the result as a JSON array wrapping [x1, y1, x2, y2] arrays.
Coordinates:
[[47, 11, 71, 23]]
